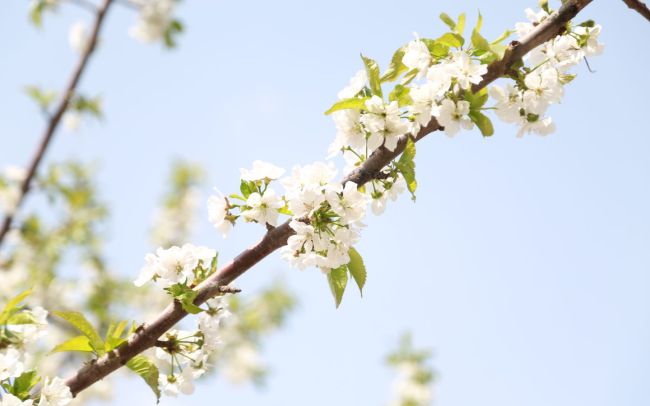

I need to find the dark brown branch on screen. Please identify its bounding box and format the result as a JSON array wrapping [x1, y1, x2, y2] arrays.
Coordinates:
[[622, 0, 650, 22], [62, 0, 593, 396], [0, 0, 113, 249]]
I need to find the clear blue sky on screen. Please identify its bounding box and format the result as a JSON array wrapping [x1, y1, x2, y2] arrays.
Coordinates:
[[1, 1, 649, 405]]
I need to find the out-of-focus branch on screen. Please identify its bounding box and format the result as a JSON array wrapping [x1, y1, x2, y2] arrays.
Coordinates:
[[0, 0, 113, 249], [622, 0, 650, 22], [62, 0, 593, 397]]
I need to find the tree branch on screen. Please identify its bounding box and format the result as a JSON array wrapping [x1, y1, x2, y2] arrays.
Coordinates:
[[62, 0, 593, 396], [622, 0, 650, 22], [0, 0, 113, 249]]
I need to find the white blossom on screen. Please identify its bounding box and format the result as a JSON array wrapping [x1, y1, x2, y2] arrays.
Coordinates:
[[39, 377, 73, 406], [402, 37, 431, 74], [522, 67, 562, 115], [241, 189, 284, 226], [0, 394, 33, 406], [207, 192, 232, 238], [448, 51, 488, 90], [129, 0, 175, 44], [239, 160, 285, 182], [0, 349, 24, 381], [435, 99, 473, 136], [62, 112, 81, 132], [134, 244, 215, 287], [68, 21, 89, 54], [337, 70, 367, 99], [490, 84, 523, 123]]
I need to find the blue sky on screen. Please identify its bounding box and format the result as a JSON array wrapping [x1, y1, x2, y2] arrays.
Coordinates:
[[1, 1, 649, 405]]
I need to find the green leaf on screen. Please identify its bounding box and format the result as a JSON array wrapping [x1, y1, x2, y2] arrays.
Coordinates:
[[421, 38, 449, 59], [24, 86, 56, 110], [471, 29, 491, 54], [163, 19, 184, 48], [0, 289, 33, 324], [436, 32, 464, 49], [396, 137, 417, 200], [400, 69, 419, 86], [347, 247, 367, 296], [29, 0, 46, 27], [327, 266, 348, 308], [50, 335, 94, 354], [381, 47, 407, 83], [105, 320, 129, 351], [324, 97, 369, 115], [71, 95, 103, 118], [469, 111, 494, 137], [165, 284, 203, 314], [12, 371, 40, 400], [52, 310, 105, 355], [127, 355, 161, 401], [388, 85, 412, 107], [474, 11, 483, 33], [491, 29, 514, 45], [239, 180, 256, 198], [456, 13, 466, 35], [6, 312, 37, 325], [439, 13, 456, 31], [361, 54, 382, 97], [465, 87, 489, 111]]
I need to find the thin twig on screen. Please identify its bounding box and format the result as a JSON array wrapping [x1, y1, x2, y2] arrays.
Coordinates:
[[622, 0, 650, 22], [62, 0, 594, 397], [0, 0, 114, 249]]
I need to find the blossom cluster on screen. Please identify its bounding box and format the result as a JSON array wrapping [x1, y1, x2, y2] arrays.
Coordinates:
[[134, 243, 216, 288], [0, 296, 73, 406], [207, 160, 368, 272], [154, 297, 230, 397], [490, 8, 604, 136]]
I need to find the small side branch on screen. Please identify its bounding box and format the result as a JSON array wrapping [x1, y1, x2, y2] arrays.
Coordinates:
[[0, 0, 114, 249], [622, 0, 650, 22]]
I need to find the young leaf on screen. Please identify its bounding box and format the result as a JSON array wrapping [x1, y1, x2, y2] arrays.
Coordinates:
[[52, 310, 105, 355], [127, 355, 161, 401], [50, 335, 94, 354], [347, 247, 367, 296], [396, 137, 417, 200], [0, 289, 33, 324], [388, 85, 412, 107], [24, 86, 56, 110], [491, 29, 514, 45], [439, 13, 456, 31], [239, 180, 255, 198], [436, 32, 464, 49], [7, 312, 38, 325], [163, 19, 184, 49], [456, 13, 466, 35], [12, 371, 40, 400], [361, 54, 383, 97], [381, 47, 407, 82], [464, 88, 489, 111], [165, 284, 203, 314], [324, 97, 369, 115], [400, 69, 419, 86], [469, 111, 494, 137], [327, 266, 348, 308], [471, 29, 491, 54]]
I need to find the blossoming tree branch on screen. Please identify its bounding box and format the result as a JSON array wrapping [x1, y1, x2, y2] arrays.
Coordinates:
[[4, 0, 646, 404]]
